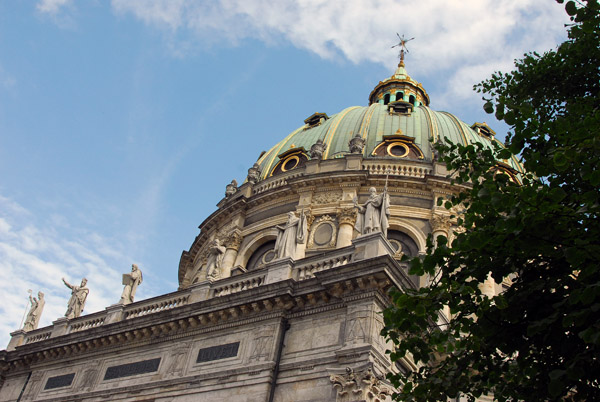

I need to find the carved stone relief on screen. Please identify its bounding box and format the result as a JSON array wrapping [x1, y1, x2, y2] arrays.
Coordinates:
[[329, 366, 392, 402], [336, 207, 357, 226], [430, 214, 451, 232], [345, 317, 366, 345], [249, 335, 272, 363], [313, 191, 343, 204], [164, 343, 190, 378], [23, 371, 43, 400], [77, 360, 100, 392], [308, 215, 337, 249]]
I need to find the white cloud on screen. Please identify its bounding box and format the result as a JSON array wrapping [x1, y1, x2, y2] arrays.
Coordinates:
[[0, 195, 133, 348], [36, 0, 72, 15], [111, 0, 569, 110]]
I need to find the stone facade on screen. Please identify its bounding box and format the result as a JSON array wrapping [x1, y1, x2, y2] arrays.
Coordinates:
[[0, 62, 511, 401]]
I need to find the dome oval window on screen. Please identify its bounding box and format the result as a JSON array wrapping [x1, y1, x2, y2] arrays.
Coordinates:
[[386, 142, 410, 158], [384, 93, 391, 105], [282, 155, 300, 172]]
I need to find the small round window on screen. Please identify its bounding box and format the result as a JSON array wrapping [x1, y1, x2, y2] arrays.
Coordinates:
[[282, 155, 300, 171], [386, 142, 410, 158]]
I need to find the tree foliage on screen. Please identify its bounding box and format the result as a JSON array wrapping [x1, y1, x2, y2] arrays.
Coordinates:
[[382, 1, 600, 400]]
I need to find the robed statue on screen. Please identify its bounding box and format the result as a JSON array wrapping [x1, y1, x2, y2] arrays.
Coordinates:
[[23, 291, 45, 331], [62, 277, 89, 319], [354, 187, 390, 236], [120, 264, 143, 305], [206, 239, 226, 279], [274, 211, 307, 259]]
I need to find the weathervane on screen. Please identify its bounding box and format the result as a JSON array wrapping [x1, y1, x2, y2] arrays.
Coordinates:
[[391, 33, 414, 66]]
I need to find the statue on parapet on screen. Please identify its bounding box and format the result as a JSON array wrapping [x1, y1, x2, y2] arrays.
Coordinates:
[[206, 239, 226, 280], [354, 187, 390, 237], [62, 277, 89, 319], [247, 163, 261, 184], [310, 139, 325, 159], [225, 180, 238, 198], [23, 291, 45, 331], [274, 211, 308, 259], [120, 264, 143, 305]]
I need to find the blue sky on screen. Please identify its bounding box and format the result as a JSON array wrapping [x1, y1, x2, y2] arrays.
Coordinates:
[[0, 0, 569, 346]]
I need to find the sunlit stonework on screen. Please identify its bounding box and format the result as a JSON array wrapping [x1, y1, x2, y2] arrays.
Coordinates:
[[0, 57, 521, 401]]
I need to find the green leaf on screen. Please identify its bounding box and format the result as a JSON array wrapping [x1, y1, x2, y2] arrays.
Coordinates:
[[484, 101, 494, 114], [565, 1, 577, 16]]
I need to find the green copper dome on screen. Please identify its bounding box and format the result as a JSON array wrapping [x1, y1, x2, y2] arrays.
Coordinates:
[[255, 64, 524, 181]]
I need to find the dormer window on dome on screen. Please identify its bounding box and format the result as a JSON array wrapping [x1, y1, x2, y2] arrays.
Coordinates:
[[372, 131, 424, 160], [388, 100, 413, 115], [471, 122, 496, 139], [270, 147, 309, 176], [304, 112, 329, 129]]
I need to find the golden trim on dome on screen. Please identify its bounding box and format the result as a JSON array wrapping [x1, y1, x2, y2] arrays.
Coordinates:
[[386, 142, 410, 158], [322, 106, 360, 159], [281, 155, 300, 172]]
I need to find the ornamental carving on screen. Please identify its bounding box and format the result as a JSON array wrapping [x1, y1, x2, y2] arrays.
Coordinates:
[[329, 366, 392, 402], [309, 139, 325, 160], [313, 191, 342, 204], [337, 207, 357, 226], [224, 231, 243, 251], [225, 180, 238, 198], [246, 163, 261, 184], [348, 133, 365, 154], [308, 215, 337, 249], [430, 214, 451, 232]]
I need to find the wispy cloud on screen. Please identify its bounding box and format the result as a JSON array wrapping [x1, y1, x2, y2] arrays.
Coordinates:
[[0, 195, 133, 348], [36, 0, 77, 29], [110, 0, 569, 110], [36, 0, 72, 15]]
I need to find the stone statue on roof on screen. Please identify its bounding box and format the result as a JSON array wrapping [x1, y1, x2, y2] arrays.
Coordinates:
[[23, 291, 45, 331], [354, 187, 390, 237], [62, 277, 89, 319], [120, 264, 143, 305]]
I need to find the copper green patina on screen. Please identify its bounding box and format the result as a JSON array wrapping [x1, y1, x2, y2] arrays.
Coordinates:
[[256, 64, 524, 180]]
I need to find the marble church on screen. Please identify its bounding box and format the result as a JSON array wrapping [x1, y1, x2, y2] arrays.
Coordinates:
[[0, 53, 521, 401]]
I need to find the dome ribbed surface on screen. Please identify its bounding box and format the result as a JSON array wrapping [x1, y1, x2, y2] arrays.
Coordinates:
[[257, 103, 524, 179]]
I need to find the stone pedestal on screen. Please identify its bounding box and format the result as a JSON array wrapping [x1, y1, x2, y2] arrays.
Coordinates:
[[351, 232, 395, 261], [105, 303, 125, 324], [6, 330, 25, 351], [51, 317, 69, 337], [344, 154, 362, 171], [188, 281, 212, 303], [265, 257, 294, 284]]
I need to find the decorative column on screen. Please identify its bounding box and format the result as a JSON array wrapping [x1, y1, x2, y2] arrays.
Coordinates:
[[221, 231, 242, 279], [429, 214, 451, 247], [336, 207, 357, 248]]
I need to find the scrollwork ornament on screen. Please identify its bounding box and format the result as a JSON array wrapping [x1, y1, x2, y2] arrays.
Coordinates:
[[430, 214, 451, 232], [225, 231, 243, 251], [337, 207, 357, 226], [313, 191, 343, 204], [348, 133, 365, 154]]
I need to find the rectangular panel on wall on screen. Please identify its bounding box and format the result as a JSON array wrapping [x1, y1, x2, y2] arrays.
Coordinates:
[[196, 342, 240, 363], [103, 358, 161, 380], [44, 373, 75, 390]]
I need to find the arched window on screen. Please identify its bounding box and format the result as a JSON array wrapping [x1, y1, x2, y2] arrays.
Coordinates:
[[387, 230, 420, 288], [409, 95, 416, 105], [395, 91, 404, 102], [246, 241, 276, 271], [384, 93, 391, 105]]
